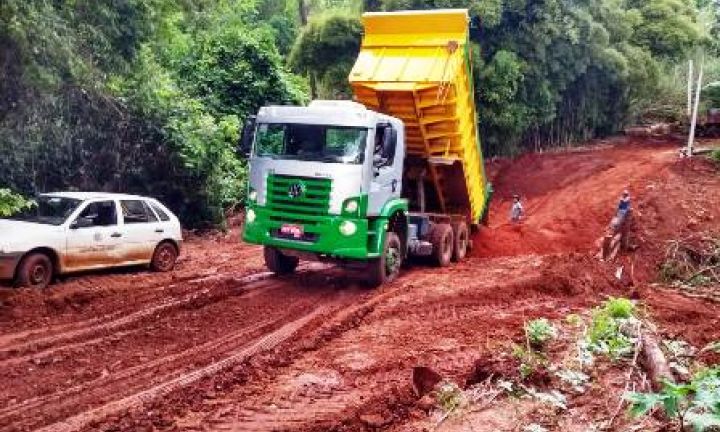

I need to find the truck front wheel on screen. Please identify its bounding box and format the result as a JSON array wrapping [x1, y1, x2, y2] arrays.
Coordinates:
[[264, 247, 299, 275], [430, 223, 454, 267], [366, 232, 402, 288]]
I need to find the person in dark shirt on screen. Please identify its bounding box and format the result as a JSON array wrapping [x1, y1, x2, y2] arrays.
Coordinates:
[[616, 190, 631, 222]]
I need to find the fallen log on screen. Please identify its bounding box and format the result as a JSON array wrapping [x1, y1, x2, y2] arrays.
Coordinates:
[[640, 333, 675, 391]]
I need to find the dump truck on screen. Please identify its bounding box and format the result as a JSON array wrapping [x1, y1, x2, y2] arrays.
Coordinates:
[[241, 9, 491, 286]]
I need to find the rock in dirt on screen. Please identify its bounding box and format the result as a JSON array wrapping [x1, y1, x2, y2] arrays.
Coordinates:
[[359, 413, 392, 428], [412, 366, 443, 397]]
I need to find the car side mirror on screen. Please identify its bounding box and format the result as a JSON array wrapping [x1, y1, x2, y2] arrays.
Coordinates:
[[239, 115, 256, 158], [70, 217, 94, 229]]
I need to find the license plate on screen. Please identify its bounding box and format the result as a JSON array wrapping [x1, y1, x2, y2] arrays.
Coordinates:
[[280, 224, 304, 239]]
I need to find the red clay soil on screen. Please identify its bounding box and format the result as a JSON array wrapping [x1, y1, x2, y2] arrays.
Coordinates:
[[0, 136, 719, 432]]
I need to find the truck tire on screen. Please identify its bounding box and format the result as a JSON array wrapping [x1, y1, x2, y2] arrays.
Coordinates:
[[366, 232, 402, 288], [16, 252, 53, 289], [264, 247, 299, 275], [430, 223, 454, 267], [451, 221, 469, 262]]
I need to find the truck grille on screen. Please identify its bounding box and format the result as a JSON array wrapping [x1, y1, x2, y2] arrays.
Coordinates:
[[266, 174, 332, 225]]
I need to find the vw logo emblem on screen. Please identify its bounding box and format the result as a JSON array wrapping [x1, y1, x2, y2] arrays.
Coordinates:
[[288, 182, 304, 198]]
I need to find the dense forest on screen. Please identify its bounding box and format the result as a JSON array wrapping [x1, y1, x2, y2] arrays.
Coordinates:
[[1, 0, 719, 226]]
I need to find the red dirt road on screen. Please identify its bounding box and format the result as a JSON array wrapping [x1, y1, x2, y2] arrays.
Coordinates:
[[1, 137, 719, 432]]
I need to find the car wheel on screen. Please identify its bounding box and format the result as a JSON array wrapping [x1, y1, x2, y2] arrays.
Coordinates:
[[429, 223, 454, 267], [16, 253, 53, 289], [366, 232, 403, 288], [151, 242, 178, 272], [264, 247, 299, 275]]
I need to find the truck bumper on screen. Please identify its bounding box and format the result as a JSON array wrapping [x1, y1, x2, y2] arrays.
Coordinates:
[[242, 207, 379, 260], [0, 253, 22, 280]]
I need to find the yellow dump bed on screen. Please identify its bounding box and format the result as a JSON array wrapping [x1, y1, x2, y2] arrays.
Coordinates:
[[349, 9, 490, 222]]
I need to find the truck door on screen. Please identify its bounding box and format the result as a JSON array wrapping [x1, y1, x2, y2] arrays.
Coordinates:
[[368, 123, 403, 214]]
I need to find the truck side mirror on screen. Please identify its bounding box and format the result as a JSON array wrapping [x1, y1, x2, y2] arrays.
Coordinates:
[[381, 126, 397, 163], [239, 115, 256, 157]]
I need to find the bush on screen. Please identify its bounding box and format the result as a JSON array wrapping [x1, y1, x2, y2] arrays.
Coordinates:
[[603, 297, 636, 319], [711, 149, 720, 165], [525, 318, 557, 348], [627, 367, 720, 431], [0, 188, 34, 217]]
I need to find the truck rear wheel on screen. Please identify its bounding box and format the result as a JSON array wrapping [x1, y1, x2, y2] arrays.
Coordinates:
[[366, 232, 402, 288], [430, 223, 454, 267], [264, 247, 299, 275], [451, 222, 469, 262]]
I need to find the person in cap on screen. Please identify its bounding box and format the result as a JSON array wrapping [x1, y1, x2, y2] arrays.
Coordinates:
[[617, 190, 631, 218], [510, 194, 524, 223]]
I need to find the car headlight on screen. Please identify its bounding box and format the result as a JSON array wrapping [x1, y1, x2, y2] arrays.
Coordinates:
[[344, 199, 358, 213], [246, 209, 256, 224], [248, 190, 257, 202], [339, 220, 357, 236]]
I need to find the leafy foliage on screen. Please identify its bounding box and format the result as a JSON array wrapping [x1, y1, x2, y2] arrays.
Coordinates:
[[525, 318, 557, 348], [626, 368, 720, 432], [0, 0, 308, 227], [587, 298, 637, 360], [0, 189, 34, 217], [289, 13, 362, 98]]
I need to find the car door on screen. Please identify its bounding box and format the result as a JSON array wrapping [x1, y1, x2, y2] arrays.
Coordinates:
[[118, 199, 162, 263], [64, 200, 125, 271], [146, 199, 179, 240]]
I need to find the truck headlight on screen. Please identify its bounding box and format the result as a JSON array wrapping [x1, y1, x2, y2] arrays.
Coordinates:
[[246, 209, 256, 224], [248, 190, 257, 202], [344, 199, 358, 213], [339, 220, 357, 236]]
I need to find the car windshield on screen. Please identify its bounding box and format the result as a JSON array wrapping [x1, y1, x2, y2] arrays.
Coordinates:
[[254, 123, 368, 164], [4, 196, 82, 226]]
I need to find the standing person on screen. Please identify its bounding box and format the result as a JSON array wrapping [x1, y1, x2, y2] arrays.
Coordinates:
[[617, 190, 631, 219], [510, 194, 524, 223]]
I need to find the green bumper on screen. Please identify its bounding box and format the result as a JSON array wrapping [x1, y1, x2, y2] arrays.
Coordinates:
[[243, 206, 379, 260]]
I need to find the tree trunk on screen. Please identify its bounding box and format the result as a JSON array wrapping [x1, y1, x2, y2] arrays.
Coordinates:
[[298, 0, 308, 25]]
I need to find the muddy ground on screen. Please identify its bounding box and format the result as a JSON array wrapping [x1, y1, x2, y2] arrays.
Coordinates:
[[1, 136, 719, 432]]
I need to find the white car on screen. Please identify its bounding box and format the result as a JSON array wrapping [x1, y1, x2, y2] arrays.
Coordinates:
[[0, 192, 183, 289]]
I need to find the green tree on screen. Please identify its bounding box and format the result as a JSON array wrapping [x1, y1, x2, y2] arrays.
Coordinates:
[[289, 13, 362, 98]]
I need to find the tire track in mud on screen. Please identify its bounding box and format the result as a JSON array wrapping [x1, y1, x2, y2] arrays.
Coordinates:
[[0, 264, 341, 432], [34, 303, 332, 432], [0, 271, 275, 359]]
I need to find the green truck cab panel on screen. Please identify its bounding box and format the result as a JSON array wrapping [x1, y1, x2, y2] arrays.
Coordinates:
[[379, 198, 409, 218], [366, 198, 409, 256], [243, 205, 378, 260]]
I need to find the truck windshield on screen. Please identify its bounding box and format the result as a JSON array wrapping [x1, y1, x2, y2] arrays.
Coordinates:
[[3, 196, 81, 226], [254, 123, 367, 164]]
